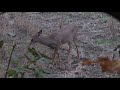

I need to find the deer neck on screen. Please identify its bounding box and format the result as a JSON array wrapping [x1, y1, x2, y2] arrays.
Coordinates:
[[37, 36, 50, 45], [37, 36, 58, 49]]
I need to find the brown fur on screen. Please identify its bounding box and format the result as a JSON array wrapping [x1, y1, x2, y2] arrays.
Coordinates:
[[82, 57, 120, 73], [30, 24, 80, 62]]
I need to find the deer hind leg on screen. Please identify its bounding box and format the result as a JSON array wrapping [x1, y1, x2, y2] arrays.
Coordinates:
[[67, 42, 72, 62], [73, 40, 80, 60], [52, 48, 59, 63]]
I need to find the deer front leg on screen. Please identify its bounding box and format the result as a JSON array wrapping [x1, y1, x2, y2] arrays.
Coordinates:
[[52, 48, 59, 62]]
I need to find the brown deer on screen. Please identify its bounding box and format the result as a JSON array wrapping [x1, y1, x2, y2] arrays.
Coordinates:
[[29, 24, 80, 63]]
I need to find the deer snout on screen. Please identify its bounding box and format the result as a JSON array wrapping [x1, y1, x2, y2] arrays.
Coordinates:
[[28, 41, 35, 48], [28, 39, 34, 46]]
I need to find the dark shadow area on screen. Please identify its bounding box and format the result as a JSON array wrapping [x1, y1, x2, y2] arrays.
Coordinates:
[[106, 12, 120, 21]]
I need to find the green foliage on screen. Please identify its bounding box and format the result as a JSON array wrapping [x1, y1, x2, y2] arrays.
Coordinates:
[[40, 53, 51, 59], [95, 39, 115, 45], [5, 46, 51, 78], [7, 69, 17, 77], [0, 40, 4, 48], [34, 69, 44, 78], [21, 47, 51, 78], [28, 47, 51, 61], [33, 68, 50, 78], [7, 67, 29, 78], [5, 44, 17, 78], [28, 47, 41, 61], [0, 64, 4, 69], [101, 16, 110, 21], [14, 67, 28, 73]]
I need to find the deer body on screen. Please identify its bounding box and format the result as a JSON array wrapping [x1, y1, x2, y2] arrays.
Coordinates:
[[30, 24, 79, 62], [34, 36, 59, 49]]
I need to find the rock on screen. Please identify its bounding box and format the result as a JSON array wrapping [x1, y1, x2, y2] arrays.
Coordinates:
[[7, 32, 16, 37], [71, 49, 77, 57]]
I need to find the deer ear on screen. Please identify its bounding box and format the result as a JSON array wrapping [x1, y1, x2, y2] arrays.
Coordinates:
[[38, 29, 42, 36]]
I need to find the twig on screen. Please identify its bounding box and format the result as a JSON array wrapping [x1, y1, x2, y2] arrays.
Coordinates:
[[24, 54, 34, 67], [5, 44, 16, 78], [24, 54, 31, 61]]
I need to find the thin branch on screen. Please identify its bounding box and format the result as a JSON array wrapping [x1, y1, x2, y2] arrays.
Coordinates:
[[5, 44, 16, 78]]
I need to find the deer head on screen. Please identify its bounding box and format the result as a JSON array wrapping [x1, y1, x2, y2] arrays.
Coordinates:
[[29, 30, 42, 45]]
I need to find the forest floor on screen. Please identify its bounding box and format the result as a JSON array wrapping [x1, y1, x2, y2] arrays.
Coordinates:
[[0, 12, 120, 78]]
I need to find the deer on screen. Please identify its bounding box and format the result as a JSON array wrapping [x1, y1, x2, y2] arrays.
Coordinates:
[[29, 24, 80, 64]]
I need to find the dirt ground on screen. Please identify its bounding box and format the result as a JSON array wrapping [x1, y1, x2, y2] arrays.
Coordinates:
[[0, 12, 120, 78]]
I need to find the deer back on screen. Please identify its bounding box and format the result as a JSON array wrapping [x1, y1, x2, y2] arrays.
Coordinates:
[[49, 24, 78, 44]]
